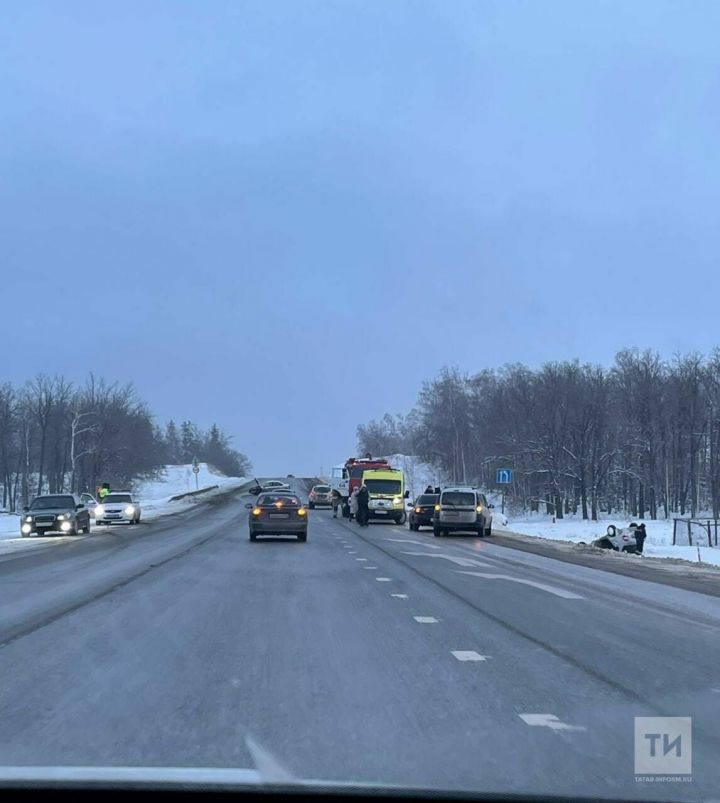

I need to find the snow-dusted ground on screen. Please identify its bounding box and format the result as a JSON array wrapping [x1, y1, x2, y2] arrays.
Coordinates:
[[0, 463, 247, 555], [497, 511, 720, 567]]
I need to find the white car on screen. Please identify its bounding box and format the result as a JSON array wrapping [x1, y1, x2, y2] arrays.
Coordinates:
[[95, 491, 141, 525], [261, 480, 290, 491]]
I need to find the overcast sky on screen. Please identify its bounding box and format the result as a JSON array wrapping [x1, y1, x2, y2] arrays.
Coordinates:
[[2, 0, 720, 475]]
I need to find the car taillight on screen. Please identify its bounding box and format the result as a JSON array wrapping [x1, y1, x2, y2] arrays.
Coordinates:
[[434, 504, 440, 511], [297, 508, 306, 516], [476, 505, 483, 513], [252, 508, 261, 516], [414, 507, 421, 513]]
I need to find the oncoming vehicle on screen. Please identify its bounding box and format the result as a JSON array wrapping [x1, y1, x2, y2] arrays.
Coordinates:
[[21, 494, 91, 537], [408, 493, 439, 531], [261, 480, 290, 491], [308, 484, 332, 508], [362, 468, 409, 524], [433, 486, 493, 537], [246, 493, 308, 542], [95, 492, 142, 525]]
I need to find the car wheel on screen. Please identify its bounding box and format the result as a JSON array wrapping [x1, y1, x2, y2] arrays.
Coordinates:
[[249, 531, 257, 542], [433, 526, 443, 537], [298, 532, 307, 542], [309, 502, 315, 509], [84, 523, 91, 534], [396, 511, 406, 525], [485, 525, 492, 536]]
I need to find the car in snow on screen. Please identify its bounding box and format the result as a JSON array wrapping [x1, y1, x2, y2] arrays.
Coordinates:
[[432, 486, 493, 537], [408, 493, 439, 531], [95, 491, 142, 525], [246, 493, 307, 542], [260, 480, 290, 491], [308, 484, 332, 508], [21, 494, 91, 536], [80, 492, 98, 517]]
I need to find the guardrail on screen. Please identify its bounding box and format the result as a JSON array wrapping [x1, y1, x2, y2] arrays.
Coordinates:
[[673, 518, 720, 547], [168, 485, 220, 502]]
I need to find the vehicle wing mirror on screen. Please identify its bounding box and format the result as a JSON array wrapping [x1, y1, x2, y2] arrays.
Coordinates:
[[488, 503, 495, 509], [244, 502, 253, 509], [76, 503, 84, 510], [403, 490, 410, 498]]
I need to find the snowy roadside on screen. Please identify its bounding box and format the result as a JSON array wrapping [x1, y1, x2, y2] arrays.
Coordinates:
[[0, 463, 248, 556], [496, 512, 720, 568]]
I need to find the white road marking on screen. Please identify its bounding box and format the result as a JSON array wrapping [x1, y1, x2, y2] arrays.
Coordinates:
[[456, 571, 585, 599], [355, 558, 368, 561], [391, 594, 409, 599], [388, 539, 442, 550], [245, 734, 296, 781], [400, 551, 492, 568], [518, 714, 586, 732], [348, 551, 357, 554], [451, 651, 489, 662], [414, 616, 439, 623], [363, 566, 378, 570], [375, 577, 392, 582]]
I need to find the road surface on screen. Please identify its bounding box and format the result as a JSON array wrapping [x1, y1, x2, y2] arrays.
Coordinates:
[[1, 478, 718, 799]]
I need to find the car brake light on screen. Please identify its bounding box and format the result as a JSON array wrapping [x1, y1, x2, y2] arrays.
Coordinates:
[[434, 504, 440, 511], [476, 505, 483, 513], [275, 501, 283, 508], [297, 508, 306, 516], [414, 507, 421, 513], [252, 508, 261, 516]]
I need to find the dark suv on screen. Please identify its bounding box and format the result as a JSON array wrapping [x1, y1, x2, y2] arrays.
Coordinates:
[[408, 494, 439, 531], [21, 494, 91, 537]]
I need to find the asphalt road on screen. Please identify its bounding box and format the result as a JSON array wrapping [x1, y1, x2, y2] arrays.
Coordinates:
[[1, 479, 718, 800]]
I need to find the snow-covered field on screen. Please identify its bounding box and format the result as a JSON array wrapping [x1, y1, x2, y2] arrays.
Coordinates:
[[498, 511, 720, 567], [0, 463, 247, 554]]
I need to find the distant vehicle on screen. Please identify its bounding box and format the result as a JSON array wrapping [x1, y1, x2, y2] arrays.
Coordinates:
[[80, 493, 98, 517], [21, 494, 91, 537], [433, 486, 493, 537], [408, 494, 439, 531], [362, 468, 409, 524], [261, 480, 290, 491], [286, 474, 295, 478], [95, 491, 141, 525], [308, 484, 332, 509], [246, 493, 307, 542], [330, 456, 393, 517]]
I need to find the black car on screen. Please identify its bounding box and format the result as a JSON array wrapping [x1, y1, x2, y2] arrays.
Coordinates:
[[246, 493, 308, 542], [20, 493, 91, 537], [408, 494, 439, 531]]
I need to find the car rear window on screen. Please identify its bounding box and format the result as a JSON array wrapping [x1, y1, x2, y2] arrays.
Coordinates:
[[441, 491, 475, 506], [417, 495, 439, 505], [104, 494, 132, 503], [258, 494, 300, 506], [314, 486, 330, 492]]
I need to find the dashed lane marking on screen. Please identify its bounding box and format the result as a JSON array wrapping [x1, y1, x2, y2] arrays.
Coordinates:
[[413, 616, 439, 624], [375, 577, 392, 582], [518, 714, 586, 732], [387, 539, 442, 550], [400, 551, 492, 568], [451, 651, 489, 662], [391, 594, 409, 599], [356, 558, 368, 561]]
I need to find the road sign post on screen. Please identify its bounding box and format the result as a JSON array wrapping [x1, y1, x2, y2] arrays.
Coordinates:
[[192, 457, 200, 490], [496, 468, 513, 514]]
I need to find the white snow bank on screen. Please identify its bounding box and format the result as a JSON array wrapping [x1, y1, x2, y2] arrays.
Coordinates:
[[498, 512, 720, 567]]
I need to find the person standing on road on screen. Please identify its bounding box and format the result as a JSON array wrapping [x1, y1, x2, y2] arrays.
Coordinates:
[[424, 485, 435, 494], [634, 522, 647, 554], [357, 484, 370, 527], [331, 490, 341, 518], [349, 487, 359, 521], [98, 483, 110, 501]]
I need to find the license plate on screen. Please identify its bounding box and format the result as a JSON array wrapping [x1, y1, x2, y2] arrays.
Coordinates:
[[444, 511, 458, 517], [269, 513, 289, 519], [375, 510, 387, 515]]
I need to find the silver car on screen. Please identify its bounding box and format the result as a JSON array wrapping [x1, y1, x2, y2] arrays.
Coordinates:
[[432, 486, 493, 537], [95, 491, 142, 525]]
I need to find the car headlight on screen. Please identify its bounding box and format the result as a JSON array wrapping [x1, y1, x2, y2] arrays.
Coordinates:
[[124, 506, 135, 515], [476, 505, 483, 513], [24, 515, 33, 523], [392, 497, 401, 505], [60, 521, 72, 532], [95, 505, 104, 516], [57, 513, 68, 521]]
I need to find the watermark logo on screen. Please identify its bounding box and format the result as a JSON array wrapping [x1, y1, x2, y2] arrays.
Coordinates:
[[635, 717, 692, 779]]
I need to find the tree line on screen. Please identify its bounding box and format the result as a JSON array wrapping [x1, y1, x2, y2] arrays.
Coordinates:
[[357, 349, 720, 520], [0, 374, 251, 511]]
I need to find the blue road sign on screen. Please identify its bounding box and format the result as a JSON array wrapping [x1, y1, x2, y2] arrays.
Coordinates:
[[496, 468, 513, 484]]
